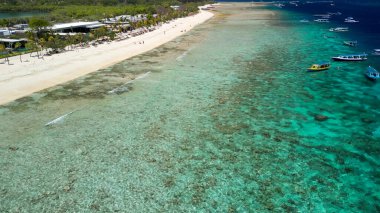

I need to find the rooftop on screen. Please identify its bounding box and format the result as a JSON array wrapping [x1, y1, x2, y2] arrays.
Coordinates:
[[51, 22, 105, 31], [0, 38, 27, 43]]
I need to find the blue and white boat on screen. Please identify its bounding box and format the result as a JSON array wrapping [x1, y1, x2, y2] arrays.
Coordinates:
[[365, 66, 380, 81]]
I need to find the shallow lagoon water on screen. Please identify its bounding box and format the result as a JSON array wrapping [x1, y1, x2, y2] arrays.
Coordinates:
[[0, 3, 379, 212]]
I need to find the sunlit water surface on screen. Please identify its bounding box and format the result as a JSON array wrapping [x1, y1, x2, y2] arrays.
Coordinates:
[[0, 3, 379, 212]]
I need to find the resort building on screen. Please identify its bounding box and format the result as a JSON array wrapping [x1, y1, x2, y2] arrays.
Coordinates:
[[0, 38, 27, 49], [50, 22, 106, 33], [13, 24, 29, 30], [170, 5, 180, 10], [0, 29, 11, 37]]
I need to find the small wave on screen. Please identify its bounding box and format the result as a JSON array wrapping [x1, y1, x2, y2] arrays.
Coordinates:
[[135, 71, 151, 80], [176, 48, 193, 61], [108, 71, 151, 94], [45, 111, 74, 126]]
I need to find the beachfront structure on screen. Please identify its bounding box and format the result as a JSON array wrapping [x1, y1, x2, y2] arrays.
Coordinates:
[[102, 14, 152, 24], [0, 29, 11, 37], [170, 5, 180, 10], [0, 38, 27, 49], [13, 24, 29, 30], [50, 22, 106, 33]]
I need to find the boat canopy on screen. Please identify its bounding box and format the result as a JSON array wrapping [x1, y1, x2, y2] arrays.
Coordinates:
[[338, 53, 367, 57], [316, 61, 330, 65]]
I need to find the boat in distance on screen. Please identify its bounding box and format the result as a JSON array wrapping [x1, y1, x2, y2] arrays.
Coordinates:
[[343, 41, 357, 47], [331, 53, 367, 61], [314, 19, 330, 23], [329, 27, 349, 32], [344, 17, 359, 23], [307, 62, 330, 72], [365, 66, 380, 81], [372, 49, 380, 55]]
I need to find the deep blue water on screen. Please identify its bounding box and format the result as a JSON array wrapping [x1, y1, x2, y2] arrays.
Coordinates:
[[284, 1, 380, 49]]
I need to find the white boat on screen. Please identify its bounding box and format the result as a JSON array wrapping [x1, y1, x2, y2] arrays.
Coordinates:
[[332, 53, 367, 61], [328, 12, 342, 15], [314, 19, 330, 23], [274, 3, 285, 8], [314, 14, 331, 17], [329, 27, 349, 32], [343, 41, 357, 47], [300, 19, 310, 23], [373, 49, 380, 56], [344, 17, 359, 23]]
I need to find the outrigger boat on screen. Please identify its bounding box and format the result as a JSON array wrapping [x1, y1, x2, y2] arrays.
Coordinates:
[[344, 17, 359, 23], [343, 41, 357, 47], [332, 53, 367, 61], [365, 66, 380, 81], [372, 49, 380, 56], [328, 12, 342, 16], [314, 19, 329, 23], [307, 62, 330, 72], [329, 27, 349, 32]]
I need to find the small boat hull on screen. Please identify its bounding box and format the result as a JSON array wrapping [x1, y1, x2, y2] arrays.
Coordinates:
[[332, 57, 366, 61], [365, 66, 380, 81], [332, 54, 367, 61], [343, 41, 357, 47], [307, 68, 328, 72], [365, 75, 378, 81], [307, 63, 330, 72]]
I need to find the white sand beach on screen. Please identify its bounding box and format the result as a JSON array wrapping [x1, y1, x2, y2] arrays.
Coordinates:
[[0, 10, 214, 105]]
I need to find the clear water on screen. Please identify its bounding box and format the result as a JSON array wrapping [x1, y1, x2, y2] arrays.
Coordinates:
[[0, 3, 379, 212]]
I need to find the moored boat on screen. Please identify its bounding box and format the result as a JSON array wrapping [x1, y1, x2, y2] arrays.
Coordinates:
[[344, 17, 359, 23], [343, 41, 357, 47], [329, 27, 349, 32], [300, 19, 310, 23], [307, 62, 330, 72], [332, 53, 367, 61], [314, 19, 329, 23], [372, 49, 380, 56], [365, 66, 380, 81]]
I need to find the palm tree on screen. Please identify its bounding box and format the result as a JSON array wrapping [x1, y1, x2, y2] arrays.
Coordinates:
[[29, 18, 51, 38], [67, 35, 76, 51], [0, 44, 10, 65], [14, 42, 23, 62], [0, 19, 11, 35], [38, 38, 46, 58], [25, 41, 35, 57]]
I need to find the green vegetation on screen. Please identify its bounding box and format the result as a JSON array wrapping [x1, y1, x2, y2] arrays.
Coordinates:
[[0, 0, 213, 63]]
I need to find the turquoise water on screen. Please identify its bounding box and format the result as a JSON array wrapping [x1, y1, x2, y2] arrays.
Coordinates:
[[0, 11, 46, 19], [0, 3, 379, 212]]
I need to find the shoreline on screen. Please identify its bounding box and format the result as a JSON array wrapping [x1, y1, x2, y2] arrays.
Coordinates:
[[0, 10, 214, 106]]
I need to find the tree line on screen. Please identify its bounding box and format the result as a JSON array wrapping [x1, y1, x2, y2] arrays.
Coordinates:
[[1, 1, 211, 63]]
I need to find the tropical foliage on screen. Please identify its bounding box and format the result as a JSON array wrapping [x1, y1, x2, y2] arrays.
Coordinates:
[[0, 0, 213, 62]]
